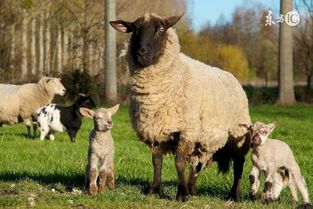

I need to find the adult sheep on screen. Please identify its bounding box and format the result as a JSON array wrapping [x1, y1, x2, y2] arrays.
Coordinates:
[[0, 77, 66, 137], [110, 13, 251, 201]]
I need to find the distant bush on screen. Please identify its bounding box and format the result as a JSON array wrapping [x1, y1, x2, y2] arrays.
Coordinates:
[[243, 85, 313, 104]]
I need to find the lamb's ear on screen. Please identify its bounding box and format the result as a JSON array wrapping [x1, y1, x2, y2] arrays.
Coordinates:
[[267, 122, 276, 134], [110, 20, 134, 33], [164, 13, 184, 29], [239, 123, 252, 130], [108, 104, 120, 115], [79, 108, 95, 119]]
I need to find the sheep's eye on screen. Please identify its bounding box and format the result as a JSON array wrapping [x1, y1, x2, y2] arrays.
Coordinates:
[[158, 26, 164, 33]]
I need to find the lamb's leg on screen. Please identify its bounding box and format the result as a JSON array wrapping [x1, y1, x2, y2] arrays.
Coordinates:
[[88, 155, 99, 195], [148, 145, 163, 197], [228, 154, 245, 201], [249, 165, 260, 200], [175, 155, 189, 202], [291, 168, 310, 203], [39, 126, 49, 141], [262, 167, 276, 202], [272, 172, 285, 200], [288, 174, 299, 202]]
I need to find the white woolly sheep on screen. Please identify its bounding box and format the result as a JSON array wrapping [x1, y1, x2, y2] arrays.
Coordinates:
[[110, 13, 251, 201], [0, 77, 66, 137], [241, 121, 310, 203], [80, 105, 120, 195]]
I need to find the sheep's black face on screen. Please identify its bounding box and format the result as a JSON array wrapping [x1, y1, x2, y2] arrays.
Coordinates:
[[75, 94, 96, 109], [110, 14, 183, 68]]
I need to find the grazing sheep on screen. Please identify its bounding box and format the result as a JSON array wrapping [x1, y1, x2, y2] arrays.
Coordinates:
[[241, 121, 310, 203], [35, 94, 96, 142], [110, 13, 251, 201], [80, 104, 120, 195], [0, 77, 66, 137]]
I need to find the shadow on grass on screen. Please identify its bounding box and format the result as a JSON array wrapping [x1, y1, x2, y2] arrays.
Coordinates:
[[0, 171, 238, 200]]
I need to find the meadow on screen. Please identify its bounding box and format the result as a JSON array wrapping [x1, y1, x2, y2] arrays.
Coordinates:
[[0, 105, 312, 209]]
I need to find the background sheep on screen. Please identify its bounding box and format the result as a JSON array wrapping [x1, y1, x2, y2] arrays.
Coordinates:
[[110, 13, 251, 201], [36, 94, 96, 142], [0, 77, 66, 137], [80, 105, 120, 195]]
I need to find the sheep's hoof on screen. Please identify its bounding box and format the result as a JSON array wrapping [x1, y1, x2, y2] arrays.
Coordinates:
[[176, 185, 189, 202], [227, 191, 238, 202], [249, 192, 258, 201], [88, 184, 98, 195], [148, 185, 162, 198]]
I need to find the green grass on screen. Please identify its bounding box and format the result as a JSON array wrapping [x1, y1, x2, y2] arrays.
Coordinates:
[[0, 105, 312, 208]]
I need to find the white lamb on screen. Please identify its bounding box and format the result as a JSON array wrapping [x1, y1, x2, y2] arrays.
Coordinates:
[[241, 121, 310, 203], [0, 77, 66, 137]]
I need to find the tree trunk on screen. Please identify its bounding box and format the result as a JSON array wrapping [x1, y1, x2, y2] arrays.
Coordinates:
[[57, 25, 62, 73], [307, 74, 312, 90], [63, 29, 69, 69], [31, 17, 37, 75], [10, 24, 15, 71], [38, 14, 44, 76], [45, 13, 51, 74], [21, 10, 28, 78], [105, 0, 117, 103], [277, 0, 295, 104]]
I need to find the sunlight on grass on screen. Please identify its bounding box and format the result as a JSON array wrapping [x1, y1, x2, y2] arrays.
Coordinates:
[[0, 105, 312, 208]]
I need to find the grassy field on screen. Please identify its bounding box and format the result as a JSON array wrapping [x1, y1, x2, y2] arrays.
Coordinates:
[[0, 105, 312, 209]]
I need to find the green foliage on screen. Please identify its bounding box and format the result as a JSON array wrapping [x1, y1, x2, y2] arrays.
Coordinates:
[[0, 105, 312, 208]]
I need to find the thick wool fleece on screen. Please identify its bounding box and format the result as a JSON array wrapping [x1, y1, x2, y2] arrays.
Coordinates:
[[128, 17, 250, 164], [0, 77, 62, 124]]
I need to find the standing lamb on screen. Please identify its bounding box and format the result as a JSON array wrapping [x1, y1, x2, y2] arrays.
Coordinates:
[[110, 13, 251, 201], [35, 94, 96, 142], [0, 77, 66, 137], [80, 105, 120, 195], [241, 121, 310, 203]]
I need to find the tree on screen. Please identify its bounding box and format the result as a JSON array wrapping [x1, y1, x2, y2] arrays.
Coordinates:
[[105, 0, 117, 104], [277, 0, 295, 104]]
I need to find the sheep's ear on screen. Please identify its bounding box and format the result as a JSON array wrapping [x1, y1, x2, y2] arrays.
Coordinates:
[[239, 123, 252, 130], [267, 122, 276, 134], [79, 108, 95, 119], [164, 13, 184, 29], [110, 20, 134, 33], [108, 104, 120, 115]]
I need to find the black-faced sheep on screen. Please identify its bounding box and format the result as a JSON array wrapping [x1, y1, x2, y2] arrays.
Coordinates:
[[110, 13, 251, 201], [80, 105, 120, 195], [0, 77, 66, 137], [35, 94, 96, 142]]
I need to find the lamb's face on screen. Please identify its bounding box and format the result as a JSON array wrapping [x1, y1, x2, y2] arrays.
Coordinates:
[[110, 13, 183, 68], [250, 121, 276, 146], [94, 105, 119, 132], [40, 77, 66, 96]]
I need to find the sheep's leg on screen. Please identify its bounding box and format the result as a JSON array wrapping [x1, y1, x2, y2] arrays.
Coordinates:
[[85, 164, 90, 191], [291, 168, 309, 203], [187, 168, 198, 196], [228, 154, 245, 201], [88, 155, 99, 195], [24, 119, 32, 138], [175, 155, 189, 202], [32, 122, 37, 139], [148, 146, 163, 197], [249, 165, 260, 200], [67, 129, 77, 142]]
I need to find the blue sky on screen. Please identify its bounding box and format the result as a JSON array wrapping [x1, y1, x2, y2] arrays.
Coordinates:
[[187, 0, 280, 31]]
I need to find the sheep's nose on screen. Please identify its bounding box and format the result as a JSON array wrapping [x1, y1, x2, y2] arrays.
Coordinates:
[[107, 120, 112, 125], [137, 47, 149, 56]]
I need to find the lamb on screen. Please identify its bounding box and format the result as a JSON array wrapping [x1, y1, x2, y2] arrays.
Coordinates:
[[35, 94, 96, 142], [0, 77, 66, 137], [80, 104, 120, 195], [110, 13, 251, 201], [241, 121, 310, 203]]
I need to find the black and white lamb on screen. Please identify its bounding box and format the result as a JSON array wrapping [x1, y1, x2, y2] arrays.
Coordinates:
[[35, 94, 96, 142]]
